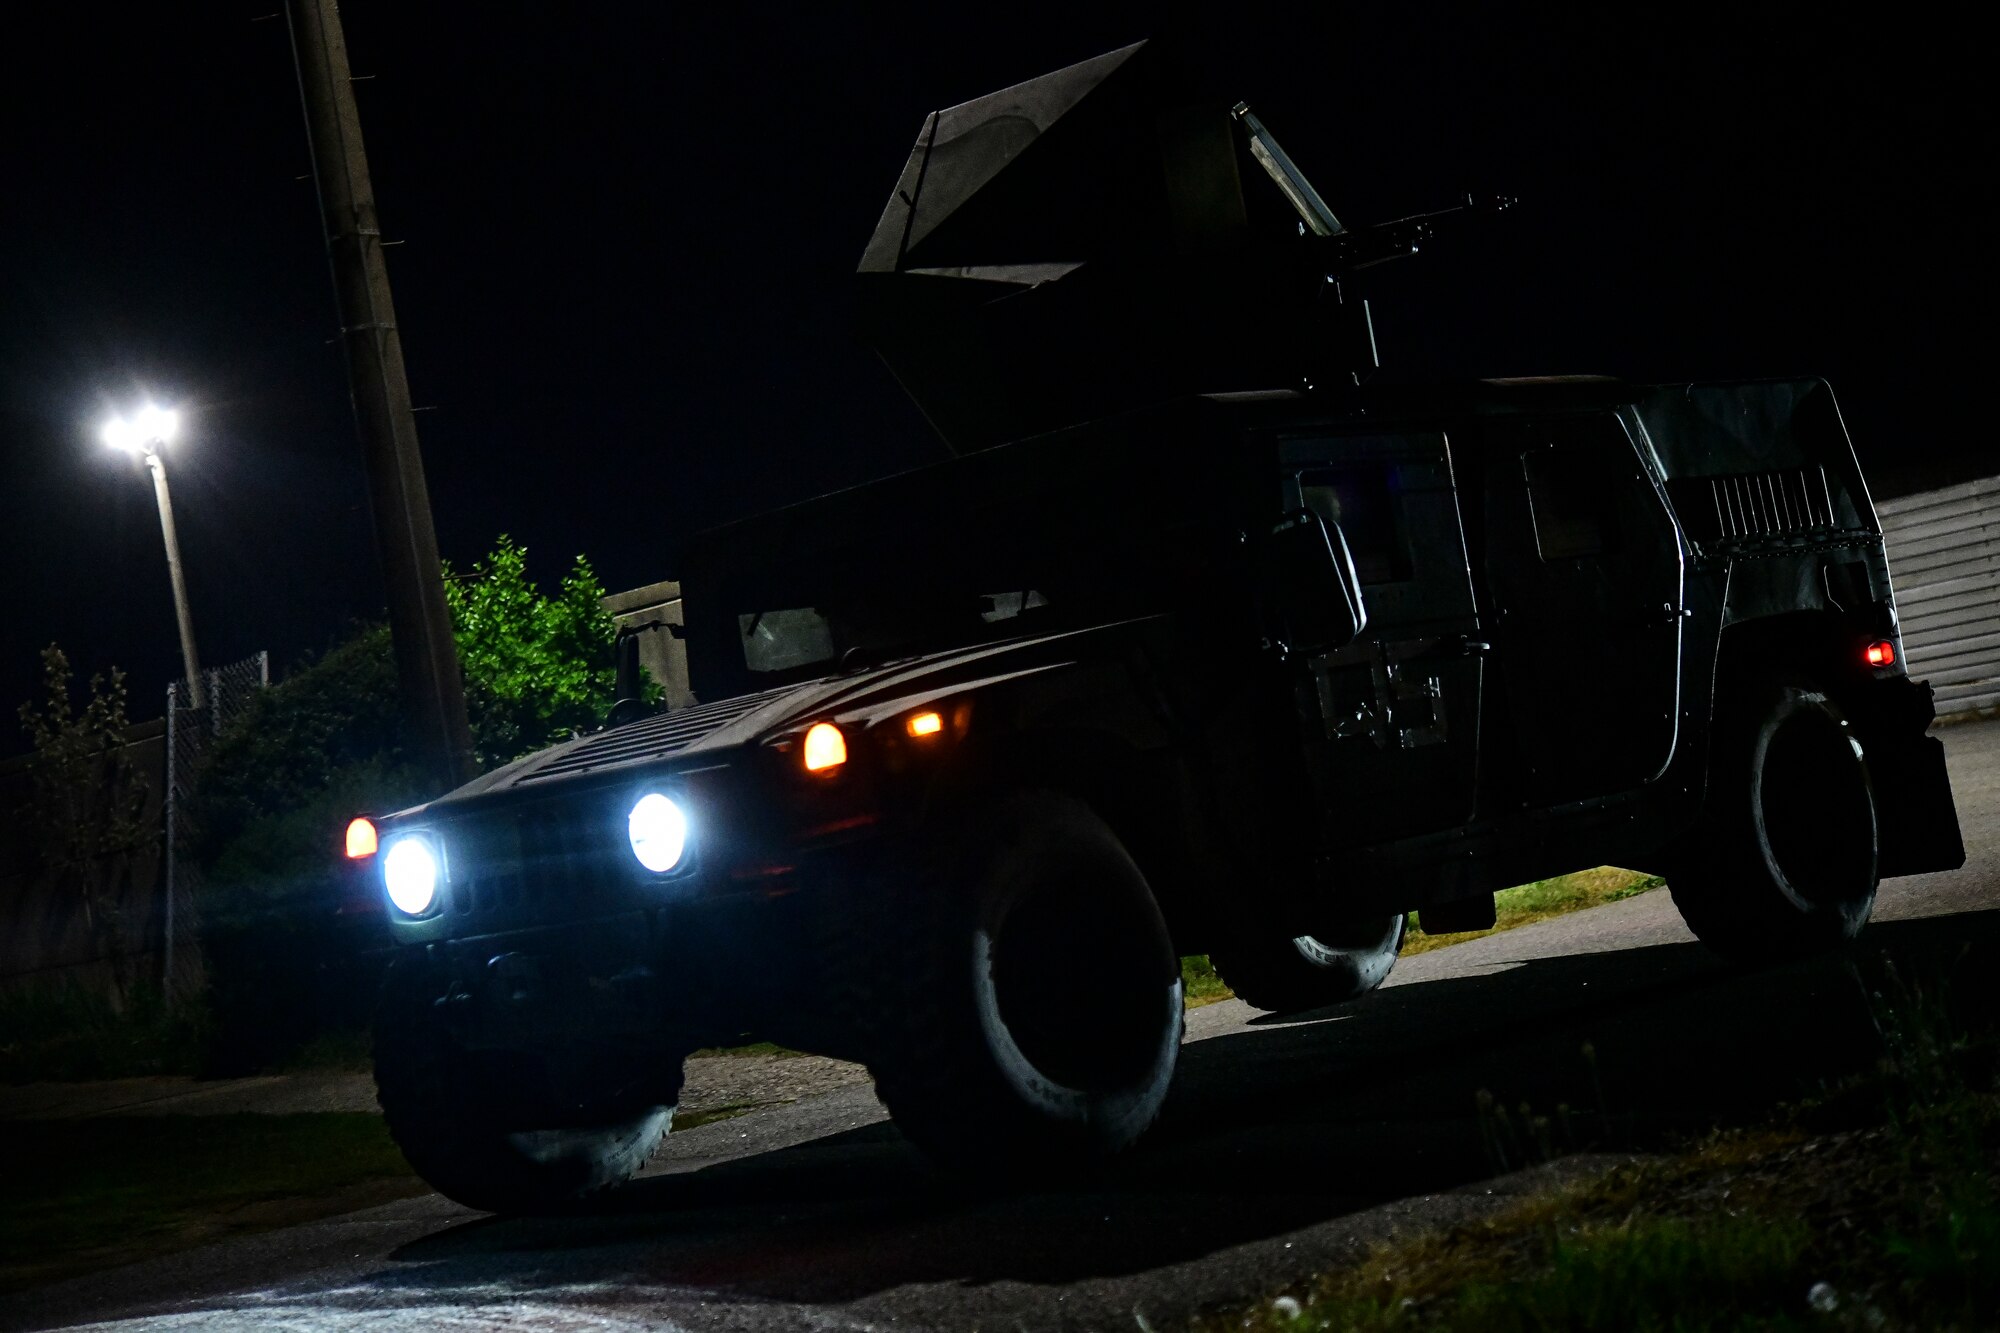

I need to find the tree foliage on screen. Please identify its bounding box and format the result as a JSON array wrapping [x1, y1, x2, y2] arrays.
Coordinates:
[[16, 645, 156, 999], [443, 535, 626, 769], [191, 625, 423, 906]]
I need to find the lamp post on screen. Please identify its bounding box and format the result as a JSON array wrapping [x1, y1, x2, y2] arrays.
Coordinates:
[[103, 405, 206, 712]]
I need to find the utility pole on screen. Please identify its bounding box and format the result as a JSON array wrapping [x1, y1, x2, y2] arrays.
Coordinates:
[[286, 0, 475, 791]]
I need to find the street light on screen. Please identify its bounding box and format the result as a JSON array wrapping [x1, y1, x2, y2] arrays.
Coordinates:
[[102, 404, 206, 712]]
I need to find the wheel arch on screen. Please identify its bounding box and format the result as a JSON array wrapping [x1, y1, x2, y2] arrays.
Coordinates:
[[935, 722, 1213, 951], [1704, 605, 1962, 876], [1709, 607, 1882, 711]]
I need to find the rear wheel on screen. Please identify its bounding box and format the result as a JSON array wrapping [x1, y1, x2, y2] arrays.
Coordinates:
[[841, 791, 1184, 1173], [1669, 676, 1878, 960], [1209, 914, 1405, 1014], [372, 967, 674, 1214]]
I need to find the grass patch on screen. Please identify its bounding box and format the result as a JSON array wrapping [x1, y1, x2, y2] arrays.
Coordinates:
[[1251, 1204, 1815, 1333], [1202, 963, 2000, 1333], [1402, 867, 1663, 958], [272, 1026, 373, 1074], [674, 1099, 787, 1130], [688, 1041, 802, 1059], [0, 1113, 420, 1293], [1182, 955, 1235, 1008], [0, 985, 209, 1084], [1182, 869, 1663, 1008]]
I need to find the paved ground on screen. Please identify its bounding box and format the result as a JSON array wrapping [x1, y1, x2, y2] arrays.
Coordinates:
[[4, 720, 1995, 1333]]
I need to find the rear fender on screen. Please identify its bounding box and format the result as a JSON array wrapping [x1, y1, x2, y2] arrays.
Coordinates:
[[1711, 611, 1964, 876]]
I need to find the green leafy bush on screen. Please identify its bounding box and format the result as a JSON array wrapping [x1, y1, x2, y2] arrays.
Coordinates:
[[193, 626, 419, 906], [443, 535, 629, 769], [0, 984, 208, 1083]]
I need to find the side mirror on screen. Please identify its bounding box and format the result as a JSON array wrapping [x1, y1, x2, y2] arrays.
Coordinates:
[[1264, 507, 1368, 655]]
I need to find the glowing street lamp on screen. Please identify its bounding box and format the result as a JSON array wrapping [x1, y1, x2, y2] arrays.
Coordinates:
[[102, 405, 206, 712]]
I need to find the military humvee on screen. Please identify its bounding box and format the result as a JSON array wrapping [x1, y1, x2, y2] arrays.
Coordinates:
[[350, 44, 1964, 1212]]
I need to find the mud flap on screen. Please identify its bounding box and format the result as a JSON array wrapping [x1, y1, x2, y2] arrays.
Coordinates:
[[1873, 731, 1966, 877]]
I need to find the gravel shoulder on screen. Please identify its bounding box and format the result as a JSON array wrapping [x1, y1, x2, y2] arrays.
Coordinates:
[[0, 1052, 871, 1124]]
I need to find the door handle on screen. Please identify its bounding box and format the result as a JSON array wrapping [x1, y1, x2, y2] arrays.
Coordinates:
[[1455, 637, 1494, 657]]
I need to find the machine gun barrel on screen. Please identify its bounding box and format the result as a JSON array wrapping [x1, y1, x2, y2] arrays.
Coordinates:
[[1310, 194, 1517, 272]]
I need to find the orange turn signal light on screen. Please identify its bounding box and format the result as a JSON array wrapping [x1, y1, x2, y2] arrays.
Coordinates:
[[344, 817, 379, 859], [1864, 640, 1896, 667], [803, 721, 848, 773], [907, 710, 943, 738]]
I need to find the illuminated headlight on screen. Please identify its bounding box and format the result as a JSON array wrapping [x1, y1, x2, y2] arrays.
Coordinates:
[[627, 793, 688, 874], [382, 837, 441, 916]]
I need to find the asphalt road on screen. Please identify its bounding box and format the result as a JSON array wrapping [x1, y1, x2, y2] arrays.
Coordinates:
[[8, 720, 1997, 1333]]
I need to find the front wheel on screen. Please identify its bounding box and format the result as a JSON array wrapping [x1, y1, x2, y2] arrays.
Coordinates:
[[372, 967, 674, 1214], [1668, 676, 1879, 960], [1209, 914, 1406, 1015], [842, 791, 1184, 1174]]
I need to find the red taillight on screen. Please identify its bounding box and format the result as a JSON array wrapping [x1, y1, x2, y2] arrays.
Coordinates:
[[1864, 640, 1896, 668], [345, 817, 379, 859]]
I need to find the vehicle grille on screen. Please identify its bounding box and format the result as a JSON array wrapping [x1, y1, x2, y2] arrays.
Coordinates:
[[518, 683, 801, 784], [445, 802, 623, 916]]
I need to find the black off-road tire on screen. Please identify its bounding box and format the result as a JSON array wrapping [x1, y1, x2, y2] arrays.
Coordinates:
[[1208, 914, 1406, 1015], [832, 791, 1184, 1174], [372, 966, 674, 1214], [1668, 675, 1879, 960]]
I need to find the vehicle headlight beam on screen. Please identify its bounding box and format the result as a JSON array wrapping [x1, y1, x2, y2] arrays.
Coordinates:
[[383, 837, 441, 916], [627, 792, 688, 874]]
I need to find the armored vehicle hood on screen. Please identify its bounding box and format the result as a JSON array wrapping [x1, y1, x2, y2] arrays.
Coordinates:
[[428, 624, 1126, 804]]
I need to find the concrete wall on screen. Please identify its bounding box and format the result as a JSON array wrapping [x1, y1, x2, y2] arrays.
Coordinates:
[[601, 579, 695, 711]]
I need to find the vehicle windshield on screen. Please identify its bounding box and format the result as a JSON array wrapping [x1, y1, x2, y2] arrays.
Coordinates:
[[674, 415, 1255, 701]]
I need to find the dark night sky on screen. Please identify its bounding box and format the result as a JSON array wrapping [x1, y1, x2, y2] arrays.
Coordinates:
[[2, 4, 1990, 742]]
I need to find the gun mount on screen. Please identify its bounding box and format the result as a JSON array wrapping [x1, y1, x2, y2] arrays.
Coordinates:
[[857, 40, 1512, 452]]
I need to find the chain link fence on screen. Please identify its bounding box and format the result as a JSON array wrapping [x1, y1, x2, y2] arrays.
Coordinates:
[[162, 652, 268, 1004]]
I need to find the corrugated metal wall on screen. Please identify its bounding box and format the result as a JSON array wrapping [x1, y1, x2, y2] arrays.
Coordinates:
[[1880, 474, 2000, 718]]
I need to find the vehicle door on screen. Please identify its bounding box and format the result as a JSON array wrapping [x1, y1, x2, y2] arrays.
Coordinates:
[[1475, 411, 1684, 805], [1280, 431, 1485, 845]]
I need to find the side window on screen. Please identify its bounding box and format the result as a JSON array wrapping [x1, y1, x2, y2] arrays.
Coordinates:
[[1523, 450, 1609, 560], [1279, 432, 1476, 629], [1519, 417, 1641, 563], [1297, 465, 1413, 586]]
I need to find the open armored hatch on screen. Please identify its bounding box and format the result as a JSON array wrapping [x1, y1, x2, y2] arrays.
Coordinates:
[[856, 40, 1506, 452]]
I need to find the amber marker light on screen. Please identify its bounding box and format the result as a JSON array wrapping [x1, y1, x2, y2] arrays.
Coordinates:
[[907, 710, 944, 738], [1864, 640, 1896, 667], [344, 817, 379, 859], [803, 721, 848, 773]]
